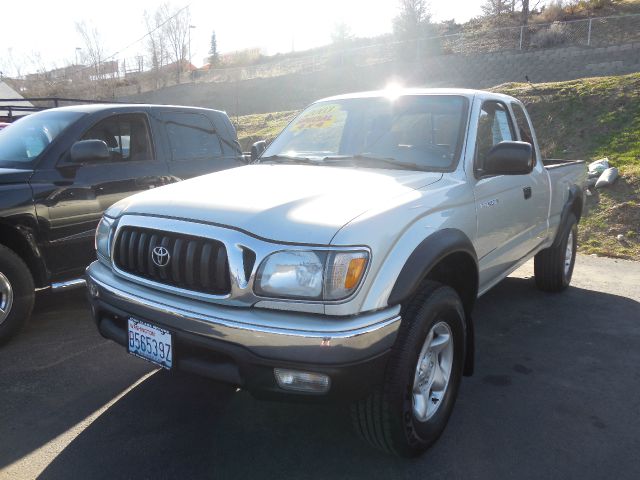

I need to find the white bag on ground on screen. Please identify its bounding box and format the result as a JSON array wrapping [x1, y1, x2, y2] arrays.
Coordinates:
[[595, 167, 619, 188], [589, 158, 609, 176]]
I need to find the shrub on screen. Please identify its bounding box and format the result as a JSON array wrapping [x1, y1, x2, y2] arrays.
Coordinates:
[[530, 22, 570, 48]]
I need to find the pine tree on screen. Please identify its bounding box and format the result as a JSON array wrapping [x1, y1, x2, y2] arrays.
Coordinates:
[[209, 31, 219, 66]]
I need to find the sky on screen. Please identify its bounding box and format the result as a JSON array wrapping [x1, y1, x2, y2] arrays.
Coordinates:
[[0, 0, 484, 77]]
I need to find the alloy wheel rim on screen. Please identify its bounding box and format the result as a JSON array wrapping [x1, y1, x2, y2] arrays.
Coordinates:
[[0, 272, 14, 325], [564, 231, 574, 276], [412, 321, 454, 422]]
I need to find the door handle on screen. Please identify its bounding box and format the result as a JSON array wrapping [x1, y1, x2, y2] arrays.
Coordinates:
[[523, 187, 532, 200]]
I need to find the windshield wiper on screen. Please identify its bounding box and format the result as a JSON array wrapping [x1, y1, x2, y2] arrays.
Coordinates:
[[259, 154, 321, 165], [322, 154, 425, 171]]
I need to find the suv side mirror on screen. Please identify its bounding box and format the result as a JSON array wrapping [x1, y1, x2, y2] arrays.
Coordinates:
[[70, 139, 110, 163], [250, 140, 267, 163], [483, 141, 533, 176]]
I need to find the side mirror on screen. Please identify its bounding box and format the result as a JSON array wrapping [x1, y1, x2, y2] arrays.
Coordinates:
[[250, 140, 267, 163], [483, 141, 533, 176], [70, 139, 110, 163]]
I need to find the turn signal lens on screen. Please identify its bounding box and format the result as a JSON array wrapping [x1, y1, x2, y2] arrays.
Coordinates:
[[324, 251, 369, 300], [345, 257, 367, 289]]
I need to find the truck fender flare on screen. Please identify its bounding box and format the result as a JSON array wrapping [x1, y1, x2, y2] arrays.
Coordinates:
[[552, 184, 583, 248], [0, 221, 49, 288], [387, 228, 478, 307]]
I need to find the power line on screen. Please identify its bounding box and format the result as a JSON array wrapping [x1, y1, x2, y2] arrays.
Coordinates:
[[101, 2, 192, 64], [59, 2, 193, 77]]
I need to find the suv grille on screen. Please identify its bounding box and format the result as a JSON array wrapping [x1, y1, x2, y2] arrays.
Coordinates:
[[113, 226, 231, 295]]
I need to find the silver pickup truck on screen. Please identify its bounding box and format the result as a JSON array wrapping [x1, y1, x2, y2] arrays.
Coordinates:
[[86, 89, 587, 456]]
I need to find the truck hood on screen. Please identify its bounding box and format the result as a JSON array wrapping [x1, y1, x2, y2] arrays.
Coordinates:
[[118, 164, 442, 244], [0, 167, 33, 184]]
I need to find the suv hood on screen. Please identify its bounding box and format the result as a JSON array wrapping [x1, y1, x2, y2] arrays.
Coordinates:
[[0, 167, 33, 184], [119, 164, 442, 244]]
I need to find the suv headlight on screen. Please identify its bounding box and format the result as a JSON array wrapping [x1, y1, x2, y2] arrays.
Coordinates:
[[95, 216, 115, 263], [255, 250, 369, 301]]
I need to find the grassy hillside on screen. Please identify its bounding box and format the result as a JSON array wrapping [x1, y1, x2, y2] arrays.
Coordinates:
[[235, 73, 640, 259], [494, 73, 639, 259]]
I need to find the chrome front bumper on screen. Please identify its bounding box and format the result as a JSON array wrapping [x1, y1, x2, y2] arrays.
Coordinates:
[[86, 261, 401, 365]]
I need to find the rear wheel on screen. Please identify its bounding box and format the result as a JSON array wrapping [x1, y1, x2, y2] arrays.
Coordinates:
[[0, 245, 35, 344], [351, 282, 465, 457], [534, 214, 578, 292]]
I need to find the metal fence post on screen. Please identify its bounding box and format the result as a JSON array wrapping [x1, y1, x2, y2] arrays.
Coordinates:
[[519, 26, 524, 50], [587, 18, 593, 46]]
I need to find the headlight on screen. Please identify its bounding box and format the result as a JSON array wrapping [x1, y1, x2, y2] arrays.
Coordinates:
[[255, 250, 369, 301], [95, 216, 115, 262]]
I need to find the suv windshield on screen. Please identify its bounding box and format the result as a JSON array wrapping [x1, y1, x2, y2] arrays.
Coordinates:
[[262, 95, 469, 171], [0, 110, 84, 168]]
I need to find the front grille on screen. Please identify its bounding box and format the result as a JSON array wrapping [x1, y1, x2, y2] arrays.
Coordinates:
[[113, 226, 231, 295]]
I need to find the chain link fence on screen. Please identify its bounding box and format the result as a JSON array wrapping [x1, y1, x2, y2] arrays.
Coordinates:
[[114, 13, 640, 97]]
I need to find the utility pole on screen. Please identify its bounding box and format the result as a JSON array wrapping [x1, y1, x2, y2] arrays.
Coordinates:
[[75, 47, 82, 66]]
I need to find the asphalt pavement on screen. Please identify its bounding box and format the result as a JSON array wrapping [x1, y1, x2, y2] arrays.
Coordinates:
[[0, 254, 639, 479]]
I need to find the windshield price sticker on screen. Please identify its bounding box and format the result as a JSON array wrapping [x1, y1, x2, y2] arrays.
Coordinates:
[[292, 104, 345, 131], [127, 318, 173, 369]]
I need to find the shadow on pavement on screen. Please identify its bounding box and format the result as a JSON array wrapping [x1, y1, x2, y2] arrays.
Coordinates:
[[3, 275, 640, 479]]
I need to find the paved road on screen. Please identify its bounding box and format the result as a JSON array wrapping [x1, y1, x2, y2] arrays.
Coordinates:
[[1, 255, 639, 479]]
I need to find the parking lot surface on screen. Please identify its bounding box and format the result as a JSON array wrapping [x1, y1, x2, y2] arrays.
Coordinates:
[[1, 254, 639, 479]]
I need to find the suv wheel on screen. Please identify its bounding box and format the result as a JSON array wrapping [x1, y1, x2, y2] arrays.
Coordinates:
[[0, 245, 35, 344], [351, 281, 465, 457]]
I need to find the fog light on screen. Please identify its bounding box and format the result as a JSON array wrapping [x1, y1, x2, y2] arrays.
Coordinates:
[[274, 368, 330, 393]]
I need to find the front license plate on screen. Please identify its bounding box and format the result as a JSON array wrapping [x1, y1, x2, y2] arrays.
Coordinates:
[[127, 318, 173, 369]]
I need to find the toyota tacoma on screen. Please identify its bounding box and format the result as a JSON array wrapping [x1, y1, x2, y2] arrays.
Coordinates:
[[86, 89, 587, 456]]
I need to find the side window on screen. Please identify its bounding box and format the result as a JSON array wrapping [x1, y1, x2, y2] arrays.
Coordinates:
[[511, 102, 538, 165], [82, 114, 152, 163], [475, 101, 515, 173], [163, 113, 223, 161]]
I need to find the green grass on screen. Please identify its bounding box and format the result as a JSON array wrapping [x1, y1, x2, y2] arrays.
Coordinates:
[[236, 73, 640, 260], [235, 111, 298, 151]]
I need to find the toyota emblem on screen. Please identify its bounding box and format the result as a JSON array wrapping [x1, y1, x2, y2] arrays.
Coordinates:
[[151, 246, 171, 267]]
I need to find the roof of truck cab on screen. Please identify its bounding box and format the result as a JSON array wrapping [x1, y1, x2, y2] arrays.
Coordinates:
[[39, 104, 227, 115], [317, 88, 518, 103]]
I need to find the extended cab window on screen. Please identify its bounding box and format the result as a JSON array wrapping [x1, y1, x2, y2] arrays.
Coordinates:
[[475, 101, 515, 174], [511, 102, 538, 164], [163, 112, 223, 161], [82, 114, 152, 163]]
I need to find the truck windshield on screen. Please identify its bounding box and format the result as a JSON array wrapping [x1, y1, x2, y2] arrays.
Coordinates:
[[262, 95, 468, 171], [0, 110, 84, 168]]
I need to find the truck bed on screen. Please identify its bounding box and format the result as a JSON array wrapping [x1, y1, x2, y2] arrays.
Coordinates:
[[543, 159, 588, 241]]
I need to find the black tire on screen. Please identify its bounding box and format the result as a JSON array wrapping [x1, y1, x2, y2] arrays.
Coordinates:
[[351, 282, 466, 457], [534, 213, 578, 293], [0, 245, 35, 344]]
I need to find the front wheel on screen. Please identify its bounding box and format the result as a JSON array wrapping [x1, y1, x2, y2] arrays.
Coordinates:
[[351, 282, 465, 457], [534, 213, 578, 292]]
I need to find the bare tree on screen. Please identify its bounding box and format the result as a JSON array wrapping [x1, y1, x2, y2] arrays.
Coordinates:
[[75, 21, 106, 80], [393, 0, 432, 40], [144, 9, 169, 88], [158, 3, 191, 83]]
